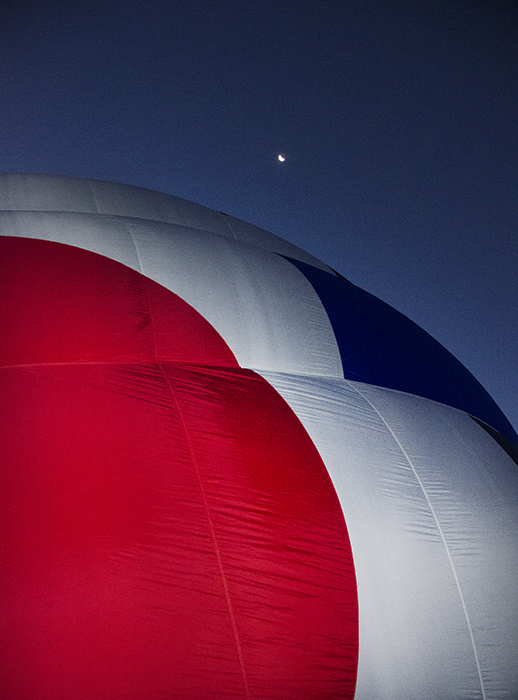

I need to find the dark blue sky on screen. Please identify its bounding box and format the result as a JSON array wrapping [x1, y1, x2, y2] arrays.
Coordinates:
[[2, 0, 517, 432]]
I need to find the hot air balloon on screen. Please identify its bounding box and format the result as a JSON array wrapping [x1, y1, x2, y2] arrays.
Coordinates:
[[1, 173, 517, 700]]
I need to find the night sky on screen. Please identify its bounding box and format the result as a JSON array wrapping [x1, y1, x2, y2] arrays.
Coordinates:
[[1, 0, 517, 433]]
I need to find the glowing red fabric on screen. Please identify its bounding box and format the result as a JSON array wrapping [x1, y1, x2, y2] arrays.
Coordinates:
[[1, 237, 358, 699]]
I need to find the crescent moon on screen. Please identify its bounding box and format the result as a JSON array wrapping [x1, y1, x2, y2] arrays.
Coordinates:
[[277, 154, 286, 162]]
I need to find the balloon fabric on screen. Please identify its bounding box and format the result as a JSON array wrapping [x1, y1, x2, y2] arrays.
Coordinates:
[[1, 174, 517, 700]]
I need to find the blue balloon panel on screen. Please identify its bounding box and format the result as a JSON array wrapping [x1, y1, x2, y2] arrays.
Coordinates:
[[287, 257, 518, 443]]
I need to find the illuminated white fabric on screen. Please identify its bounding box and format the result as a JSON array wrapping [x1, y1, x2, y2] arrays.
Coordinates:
[[259, 371, 518, 700], [0, 209, 342, 377], [0, 173, 331, 270]]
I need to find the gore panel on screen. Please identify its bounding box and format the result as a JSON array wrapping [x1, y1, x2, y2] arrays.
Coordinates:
[[163, 364, 359, 698], [0, 236, 238, 367], [0, 363, 358, 700], [0, 173, 98, 213], [0, 174, 332, 269], [0, 209, 143, 270], [126, 219, 342, 376], [1, 363, 240, 700], [286, 257, 518, 443], [90, 177, 231, 236], [259, 371, 518, 700]]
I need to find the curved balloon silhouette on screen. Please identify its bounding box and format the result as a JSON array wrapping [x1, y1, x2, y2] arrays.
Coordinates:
[[1, 174, 517, 700]]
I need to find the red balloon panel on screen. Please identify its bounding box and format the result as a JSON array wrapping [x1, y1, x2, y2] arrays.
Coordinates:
[[0, 237, 358, 699], [0, 236, 238, 368]]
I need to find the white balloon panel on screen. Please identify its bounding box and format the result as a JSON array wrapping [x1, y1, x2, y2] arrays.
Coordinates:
[[259, 371, 518, 700]]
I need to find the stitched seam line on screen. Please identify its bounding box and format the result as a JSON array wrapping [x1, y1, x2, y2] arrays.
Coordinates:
[[142, 274, 251, 700], [346, 380, 487, 700]]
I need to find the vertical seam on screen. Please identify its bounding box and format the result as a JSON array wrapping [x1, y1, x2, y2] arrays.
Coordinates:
[[141, 274, 251, 700], [218, 211, 239, 240], [87, 179, 100, 214], [127, 226, 144, 274], [159, 367, 252, 700], [346, 380, 487, 700]]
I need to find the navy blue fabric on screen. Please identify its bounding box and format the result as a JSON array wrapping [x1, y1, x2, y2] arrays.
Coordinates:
[[287, 257, 518, 444]]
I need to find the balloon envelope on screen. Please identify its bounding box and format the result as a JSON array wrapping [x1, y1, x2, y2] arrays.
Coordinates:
[[1, 174, 517, 700]]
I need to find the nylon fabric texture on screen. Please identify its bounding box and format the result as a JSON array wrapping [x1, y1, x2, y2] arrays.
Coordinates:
[[285, 257, 518, 443], [0, 173, 332, 270], [2, 174, 517, 700], [0, 237, 358, 699], [0, 209, 342, 377], [259, 370, 518, 700]]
